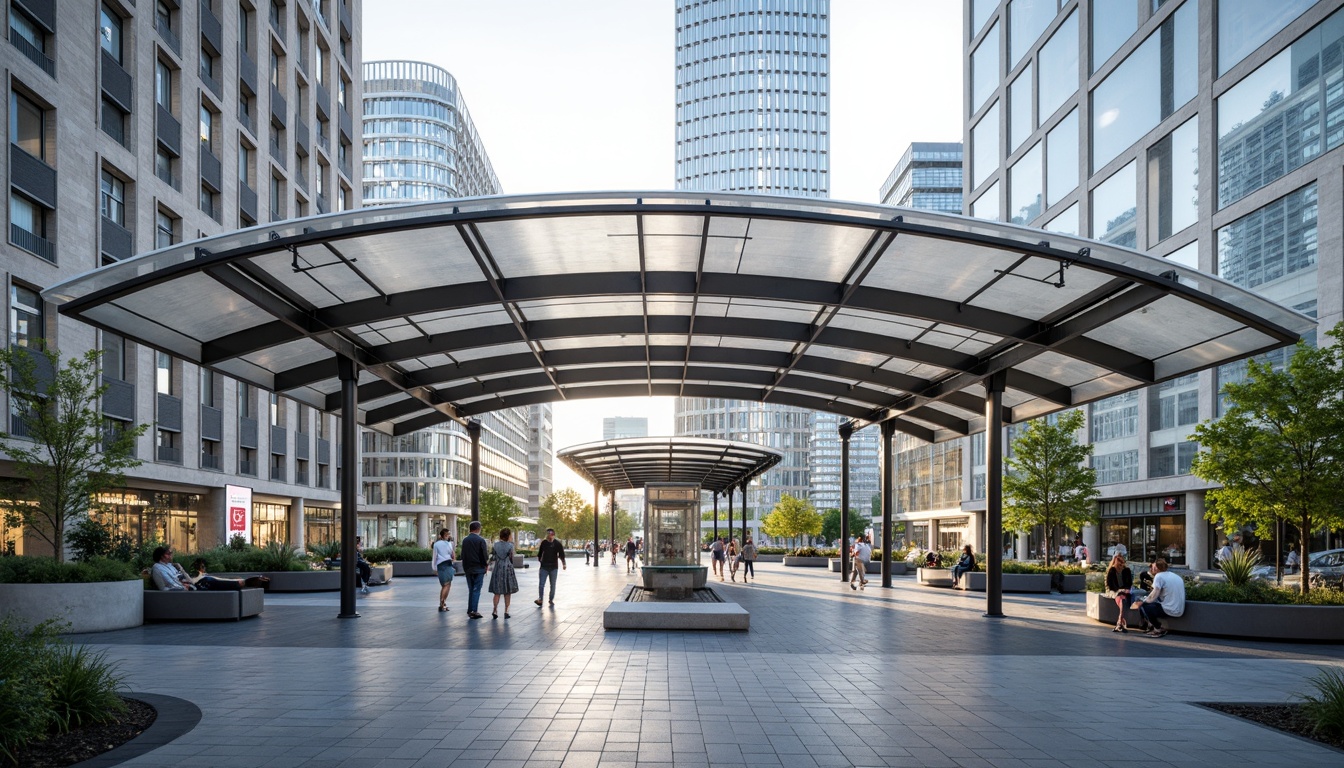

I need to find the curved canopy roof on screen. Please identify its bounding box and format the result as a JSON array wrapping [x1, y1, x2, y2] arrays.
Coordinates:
[[558, 437, 782, 494], [44, 192, 1313, 442]]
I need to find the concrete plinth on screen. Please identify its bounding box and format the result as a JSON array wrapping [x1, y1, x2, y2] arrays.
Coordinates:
[[604, 601, 749, 630]]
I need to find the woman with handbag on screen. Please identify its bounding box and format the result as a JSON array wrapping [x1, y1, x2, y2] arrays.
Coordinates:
[[1105, 553, 1134, 633], [727, 538, 740, 581], [488, 528, 520, 619]]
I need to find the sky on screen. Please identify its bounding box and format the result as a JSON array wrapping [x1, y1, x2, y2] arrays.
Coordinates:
[[361, 0, 965, 497]]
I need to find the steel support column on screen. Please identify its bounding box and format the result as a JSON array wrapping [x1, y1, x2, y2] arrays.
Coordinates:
[[840, 422, 852, 582], [593, 485, 601, 567], [985, 371, 1007, 617], [739, 484, 747, 546], [468, 420, 481, 522], [609, 490, 616, 552], [727, 490, 733, 548], [337, 356, 359, 619], [713, 492, 719, 542], [881, 420, 895, 588]]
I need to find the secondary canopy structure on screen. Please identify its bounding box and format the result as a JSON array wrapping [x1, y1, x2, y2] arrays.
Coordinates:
[[558, 437, 782, 558], [43, 191, 1315, 615]]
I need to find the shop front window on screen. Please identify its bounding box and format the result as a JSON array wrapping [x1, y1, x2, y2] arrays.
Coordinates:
[[252, 502, 288, 546]]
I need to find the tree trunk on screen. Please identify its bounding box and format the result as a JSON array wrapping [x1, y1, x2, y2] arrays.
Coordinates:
[[1045, 531, 1053, 567], [1300, 514, 1312, 596]]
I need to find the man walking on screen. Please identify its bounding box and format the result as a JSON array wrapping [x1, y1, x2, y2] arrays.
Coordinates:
[[850, 534, 872, 590], [535, 528, 566, 606], [624, 536, 638, 573], [584, 540, 593, 565], [710, 536, 726, 580], [460, 521, 490, 619]]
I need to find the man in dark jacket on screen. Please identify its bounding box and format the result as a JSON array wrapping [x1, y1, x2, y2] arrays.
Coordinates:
[[460, 521, 490, 619], [534, 528, 567, 606]]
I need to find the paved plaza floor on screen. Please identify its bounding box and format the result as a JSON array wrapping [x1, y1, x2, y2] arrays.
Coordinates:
[[72, 560, 1344, 767]]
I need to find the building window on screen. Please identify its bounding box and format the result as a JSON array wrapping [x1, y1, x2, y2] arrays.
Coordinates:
[[971, 20, 999, 113], [1009, 0, 1057, 69], [199, 103, 215, 150], [99, 169, 126, 226], [200, 368, 216, 407], [199, 184, 218, 220], [1217, 183, 1318, 292], [1009, 62, 1032, 152], [1045, 108, 1079, 209], [155, 208, 178, 248], [338, 76, 348, 109], [270, 47, 282, 89], [238, 2, 253, 55], [9, 5, 53, 75], [201, 438, 221, 470], [1037, 9, 1076, 122], [102, 332, 127, 380], [9, 194, 52, 260], [1150, 441, 1197, 478], [269, 452, 286, 482], [199, 42, 218, 85], [1089, 391, 1139, 443], [269, 174, 284, 221], [155, 59, 175, 111], [1217, 0, 1315, 76], [156, 351, 174, 395], [157, 429, 182, 463], [238, 381, 254, 418], [240, 446, 257, 476], [269, 392, 283, 426], [1148, 117, 1198, 244], [1091, 0, 1138, 73], [1091, 160, 1137, 248], [1151, 374, 1200, 431], [10, 284, 43, 347], [238, 142, 254, 186], [10, 90, 48, 161], [155, 147, 178, 189], [1091, 450, 1138, 485], [1009, 142, 1042, 225], [99, 4, 123, 64], [972, 102, 1000, 189]]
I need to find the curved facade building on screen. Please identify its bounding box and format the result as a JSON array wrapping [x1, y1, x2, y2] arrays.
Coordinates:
[[674, 0, 830, 195], [361, 60, 500, 204], [360, 60, 540, 545]]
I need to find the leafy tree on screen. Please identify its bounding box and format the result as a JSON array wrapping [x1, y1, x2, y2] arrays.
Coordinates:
[[1002, 409, 1099, 566], [820, 507, 869, 546], [761, 494, 822, 545], [476, 488, 526, 540], [1192, 329, 1344, 595], [0, 345, 147, 562], [537, 488, 589, 541]]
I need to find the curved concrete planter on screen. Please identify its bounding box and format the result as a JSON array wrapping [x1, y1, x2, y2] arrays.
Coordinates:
[[782, 556, 830, 567], [955, 572, 1052, 593], [754, 554, 786, 562], [0, 580, 144, 633], [827, 559, 906, 575], [1084, 591, 1344, 641], [219, 566, 392, 591], [1059, 574, 1086, 593], [917, 567, 955, 587]]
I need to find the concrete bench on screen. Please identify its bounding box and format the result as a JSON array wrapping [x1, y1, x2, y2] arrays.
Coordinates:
[[954, 571, 1052, 592], [143, 588, 264, 621], [1085, 591, 1344, 640], [917, 568, 955, 587]]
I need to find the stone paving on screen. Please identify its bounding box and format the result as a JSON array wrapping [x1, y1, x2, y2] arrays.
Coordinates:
[[73, 560, 1344, 767]]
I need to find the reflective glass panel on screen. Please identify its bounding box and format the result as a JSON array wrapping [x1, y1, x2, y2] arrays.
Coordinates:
[[972, 0, 997, 39], [1165, 240, 1198, 270], [1010, 141, 1042, 225], [1091, 0, 1198, 171], [1010, 62, 1033, 151], [1218, 183, 1318, 292], [1092, 159, 1137, 248], [1046, 108, 1078, 207], [1009, 0, 1057, 68], [1038, 9, 1078, 120], [972, 102, 1001, 189], [1217, 0, 1315, 75], [972, 181, 1000, 221], [972, 21, 1001, 113], [1216, 6, 1344, 207], [1045, 202, 1079, 235], [1091, 0, 1138, 73], [1148, 117, 1199, 243]]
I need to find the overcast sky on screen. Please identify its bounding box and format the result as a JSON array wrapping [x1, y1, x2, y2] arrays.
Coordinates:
[[362, 0, 965, 496]]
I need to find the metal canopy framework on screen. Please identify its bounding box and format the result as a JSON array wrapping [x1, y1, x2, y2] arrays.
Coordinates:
[[43, 192, 1311, 443], [42, 191, 1315, 617], [557, 437, 783, 495]]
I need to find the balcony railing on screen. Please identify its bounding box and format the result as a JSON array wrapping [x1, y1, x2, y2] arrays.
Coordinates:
[[270, 465, 286, 482], [10, 223, 53, 262], [200, 452, 222, 471], [157, 445, 183, 464], [240, 458, 257, 476], [155, 16, 181, 56], [295, 468, 309, 485], [8, 27, 55, 77]]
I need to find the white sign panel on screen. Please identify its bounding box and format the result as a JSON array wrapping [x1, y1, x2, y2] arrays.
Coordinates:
[[225, 484, 253, 544]]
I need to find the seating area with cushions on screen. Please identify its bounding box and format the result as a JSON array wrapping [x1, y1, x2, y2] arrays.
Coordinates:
[[143, 588, 264, 622]]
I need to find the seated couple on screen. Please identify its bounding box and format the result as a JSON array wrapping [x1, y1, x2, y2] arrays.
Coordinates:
[[148, 546, 270, 591]]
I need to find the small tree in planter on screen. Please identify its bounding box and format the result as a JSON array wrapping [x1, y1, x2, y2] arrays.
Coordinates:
[[820, 507, 869, 549], [1002, 410, 1099, 567], [0, 345, 147, 563], [762, 494, 822, 551], [1192, 327, 1344, 595]]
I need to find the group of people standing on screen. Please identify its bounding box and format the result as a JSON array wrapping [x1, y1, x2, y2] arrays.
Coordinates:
[[431, 522, 567, 619], [708, 535, 757, 582], [582, 537, 642, 570]]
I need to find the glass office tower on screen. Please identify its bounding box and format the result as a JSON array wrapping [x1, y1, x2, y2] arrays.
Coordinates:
[[360, 60, 546, 541], [963, 0, 1344, 566], [674, 1, 847, 541]]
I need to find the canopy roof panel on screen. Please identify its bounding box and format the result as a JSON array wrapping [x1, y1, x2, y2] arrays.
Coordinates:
[[43, 192, 1314, 442], [557, 437, 783, 494]]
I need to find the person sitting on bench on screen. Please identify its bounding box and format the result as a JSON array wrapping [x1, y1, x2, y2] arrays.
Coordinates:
[[190, 559, 270, 590]]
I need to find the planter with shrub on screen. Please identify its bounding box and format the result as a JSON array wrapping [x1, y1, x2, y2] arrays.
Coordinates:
[[1085, 583, 1344, 640], [0, 557, 143, 633], [782, 547, 835, 567]]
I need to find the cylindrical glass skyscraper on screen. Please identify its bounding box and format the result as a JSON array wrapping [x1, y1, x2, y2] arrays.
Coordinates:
[[674, 0, 830, 195]]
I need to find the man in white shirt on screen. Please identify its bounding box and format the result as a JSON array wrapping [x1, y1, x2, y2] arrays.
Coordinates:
[[1074, 541, 1089, 566], [149, 546, 194, 590], [1139, 559, 1185, 638], [850, 534, 872, 590]]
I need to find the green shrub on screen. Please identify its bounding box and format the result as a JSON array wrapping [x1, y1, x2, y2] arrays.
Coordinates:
[[173, 544, 309, 573], [0, 556, 139, 584], [0, 619, 57, 762], [44, 644, 126, 733], [756, 547, 789, 555], [788, 547, 828, 557], [255, 540, 304, 571], [66, 518, 133, 563], [1218, 547, 1261, 587], [1301, 666, 1344, 740], [1185, 580, 1344, 606], [1000, 561, 1087, 576], [361, 545, 433, 562], [306, 541, 341, 560]]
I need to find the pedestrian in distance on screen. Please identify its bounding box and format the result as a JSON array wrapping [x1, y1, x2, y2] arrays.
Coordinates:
[[355, 536, 373, 594], [584, 540, 593, 565], [535, 528, 566, 606], [950, 544, 976, 586], [489, 527, 520, 619], [460, 521, 490, 619], [611, 539, 619, 565], [851, 534, 872, 590], [741, 536, 757, 582], [710, 536, 726, 580], [431, 528, 455, 612], [624, 535, 638, 573], [728, 538, 740, 581]]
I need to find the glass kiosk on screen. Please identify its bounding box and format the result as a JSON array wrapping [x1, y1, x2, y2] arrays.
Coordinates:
[[641, 483, 708, 597]]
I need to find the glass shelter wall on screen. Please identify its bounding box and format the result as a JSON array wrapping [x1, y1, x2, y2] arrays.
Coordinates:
[[644, 484, 701, 567]]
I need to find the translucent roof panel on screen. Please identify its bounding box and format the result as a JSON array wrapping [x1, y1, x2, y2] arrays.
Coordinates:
[[44, 192, 1312, 441]]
